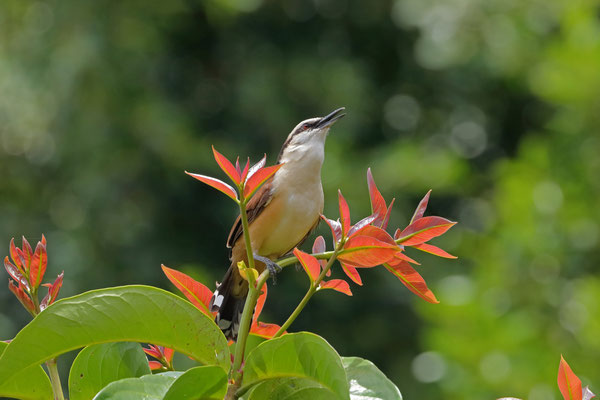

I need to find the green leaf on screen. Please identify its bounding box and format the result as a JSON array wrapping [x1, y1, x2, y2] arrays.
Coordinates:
[[246, 378, 332, 400], [163, 366, 227, 400], [0, 341, 53, 400], [69, 342, 151, 400], [240, 332, 349, 400], [93, 371, 181, 400], [342, 357, 402, 400], [0, 285, 230, 385]]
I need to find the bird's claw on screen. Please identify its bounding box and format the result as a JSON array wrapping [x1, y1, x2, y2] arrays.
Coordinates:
[[253, 254, 282, 284]]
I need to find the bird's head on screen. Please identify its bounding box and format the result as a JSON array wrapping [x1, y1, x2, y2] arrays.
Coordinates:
[[278, 107, 345, 163]]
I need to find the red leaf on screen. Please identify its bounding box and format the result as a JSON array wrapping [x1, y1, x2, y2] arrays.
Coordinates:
[[240, 157, 250, 182], [143, 345, 162, 359], [384, 260, 439, 303], [29, 242, 47, 289], [338, 190, 351, 236], [246, 155, 266, 180], [250, 322, 282, 339], [244, 163, 283, 199], [161, 265, 214, 316], [414, 243, 457, 259], [40, 272, 63, 310], [558, 355, 582, 400], [394, 251, 420, 265], [148, 361, 163, 371], [4, 257, 28, 290], [212, 146, 241, 184], [367, 168, 388, 227], [396, 216, 456, 246], [293, 248, 320, 282], [253, 284, 268, 325], [8, 280, 35, 313], [21, 236, 33, 262], [341, 262, 363, 285], [41, 234, 47, 246], [320, 279, 352, 296], [321, 215, 342, 245], [163, 347, 174, 362], [381, 198, 395, 230], [186, 172, 238, 202], [339, 236, 399, 268], [351, 225, 397, 246], [347, 214, 377, 238], [9, 238, 23, 272], [411, 190, 431, 223]]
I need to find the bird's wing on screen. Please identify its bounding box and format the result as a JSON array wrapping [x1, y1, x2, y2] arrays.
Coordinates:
[[227, 177, 274, 253]]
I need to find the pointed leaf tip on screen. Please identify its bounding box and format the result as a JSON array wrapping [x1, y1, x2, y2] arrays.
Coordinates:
[[558, 356, 583, 400], [212, 146, 241, 184], [338, 190, 351, 236], [367, 168, 388, 227], [244, 163, 283, 198], [186, 171, 239, 202], [293, 248, 320, 282], [411, 190, 432, 224], [320, 279, 352, 296], [161, 265, 213, 316]]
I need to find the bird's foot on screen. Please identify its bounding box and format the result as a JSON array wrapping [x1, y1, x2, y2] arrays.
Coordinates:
[[253, 254, 282, 284]]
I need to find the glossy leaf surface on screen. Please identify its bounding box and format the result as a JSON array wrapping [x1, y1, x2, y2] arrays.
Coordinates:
[[241, 332, 349, 400], [0, 341, 52, 400], [320, 279, 352, 296], [342, 357, 402, 400], [69, 342, 151, 400], [0, 285, 230, 384], [163, 366, 228, 400], [185, 172, 238, 201], [93, 371, 181, 400], [396, 216, 456, 246]]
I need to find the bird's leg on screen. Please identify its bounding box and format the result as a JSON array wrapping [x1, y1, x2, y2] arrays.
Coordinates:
[[253, 254, 282, 284]]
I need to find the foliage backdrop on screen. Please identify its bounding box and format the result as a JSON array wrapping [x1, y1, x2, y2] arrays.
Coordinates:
[[1, 0, 598, 399]]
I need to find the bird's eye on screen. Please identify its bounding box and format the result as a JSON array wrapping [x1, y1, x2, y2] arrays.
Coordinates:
[[301, 123, 310, 131]]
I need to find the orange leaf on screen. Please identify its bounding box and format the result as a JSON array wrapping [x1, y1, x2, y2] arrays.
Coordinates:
[[367, 168, 388, 227], [351, 225, 396, 246], [4, 256, 28, 289], [338, 190, 351, 236], [411, 190, 431, 224], [148, 361, 163, 371], [250, 322, 282, 339], [414, 243, 457, 259], [320, 279, 352, 296], [212, 146, 241, 184], [340, 262, 363, 285], [394, 251, 420, 265], [161, 265, 214, 316], [381, 198, 395, 230], [8, 280, 35, 313], [339, 235, 398, 268], [29, 242, 47, 289], [294, 248, 320, 282], [40, 272, 63, 310], [185, 171, 238, 201], [9, 238, 23, 272], [253, 284, 268, 325], [384, 260, 439, 303], [396, 216, 456, 246], [244, 163, 283, 199], [558, 355, 582, 400]]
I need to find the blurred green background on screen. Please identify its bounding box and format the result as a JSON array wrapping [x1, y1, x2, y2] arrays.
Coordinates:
[[1, 0, 599, 399]]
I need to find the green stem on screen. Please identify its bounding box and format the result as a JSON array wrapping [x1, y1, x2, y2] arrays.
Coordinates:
[[238, 197, 256, 271], [46, 358, 65, 400], [273, 242, 343, 338]]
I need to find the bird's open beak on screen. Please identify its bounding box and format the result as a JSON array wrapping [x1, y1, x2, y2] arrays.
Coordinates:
[[316, 107, 346, 129]]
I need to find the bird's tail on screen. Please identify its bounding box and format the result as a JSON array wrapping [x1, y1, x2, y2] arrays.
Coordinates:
[[209, 267, 246, 341]]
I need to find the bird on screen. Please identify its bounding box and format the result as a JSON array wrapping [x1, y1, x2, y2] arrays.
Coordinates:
[[209, 107, 346, 340]]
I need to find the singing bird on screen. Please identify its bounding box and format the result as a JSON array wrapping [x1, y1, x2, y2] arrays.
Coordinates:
[[209, 107, 346, 340]]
